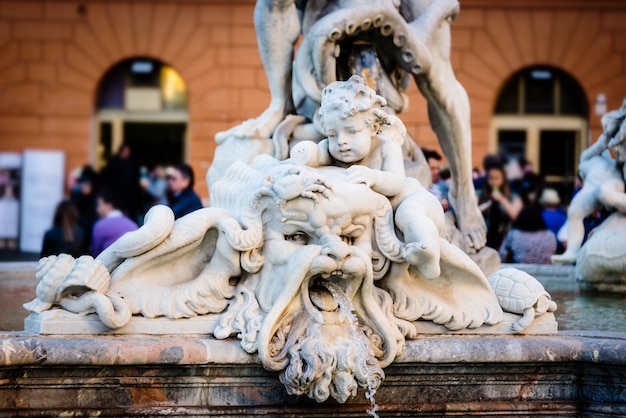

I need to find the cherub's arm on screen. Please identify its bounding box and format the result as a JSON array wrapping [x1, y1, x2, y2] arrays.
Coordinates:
[[376, 140, 406, 195], [289, 139, 333, 167], [580, 133, 609, 162], [581, 110, 624, 162], [346, 139, 405, 197]]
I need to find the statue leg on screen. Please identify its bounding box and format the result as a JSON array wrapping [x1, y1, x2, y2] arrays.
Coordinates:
[[598, 178, 626, 212], [216, 0, 301, 141], [395, 189, 444, 280], [551, 187, 600, 264], [512, 307, 535, 333], [412, 20, 486, 253]]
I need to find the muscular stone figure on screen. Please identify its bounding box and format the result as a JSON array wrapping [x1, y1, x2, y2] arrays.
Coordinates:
[[216, 0, 486, 252]]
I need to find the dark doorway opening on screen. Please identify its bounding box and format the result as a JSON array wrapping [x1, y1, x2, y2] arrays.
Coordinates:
[[123, 123, 186, 168], [540, 130, 577, 202], [498, 129, 527, 163]]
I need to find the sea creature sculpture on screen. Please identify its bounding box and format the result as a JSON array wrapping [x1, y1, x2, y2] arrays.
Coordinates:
[[488, 268, 557, 333]]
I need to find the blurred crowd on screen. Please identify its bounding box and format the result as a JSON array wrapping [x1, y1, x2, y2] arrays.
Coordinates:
[[426, 149, 605, 265], [43, 143, 599, 266], [41, 144, 202, 259]]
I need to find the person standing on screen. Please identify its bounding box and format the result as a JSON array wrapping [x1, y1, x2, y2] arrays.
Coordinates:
[[539, 188, 567, 252], [424, 149, 450, 211], [70, 165, 99, 251], [477, 164, 523, 250], [166, 163, 203, 219], [92, 190, 138, 257], [499, 204, 557, 264], [41, 200, 88, 258], [101, 144, 141, 223]]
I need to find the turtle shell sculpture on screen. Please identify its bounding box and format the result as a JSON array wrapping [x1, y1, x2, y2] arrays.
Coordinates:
[[488, 268, 557, 333]]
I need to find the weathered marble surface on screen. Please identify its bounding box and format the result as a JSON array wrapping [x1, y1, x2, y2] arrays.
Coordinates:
[[24, 310, 557, 335], [0, 333, 624, 417], [576, 212, 626, 292]]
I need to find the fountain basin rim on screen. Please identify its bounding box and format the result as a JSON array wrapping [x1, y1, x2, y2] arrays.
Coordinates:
[[0, 332, 624, 367]]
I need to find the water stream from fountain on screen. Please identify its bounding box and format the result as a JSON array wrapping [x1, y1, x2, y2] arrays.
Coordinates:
[[320, 280, 381, 418]]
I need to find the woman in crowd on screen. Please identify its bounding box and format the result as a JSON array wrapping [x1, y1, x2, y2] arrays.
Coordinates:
[[41, 200, 88, 258], [499, 204, 557, 264], [477, 164, 523, 250]]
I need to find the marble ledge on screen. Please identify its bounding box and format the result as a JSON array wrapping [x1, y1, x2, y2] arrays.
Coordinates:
[[0, 332, 624, 368]]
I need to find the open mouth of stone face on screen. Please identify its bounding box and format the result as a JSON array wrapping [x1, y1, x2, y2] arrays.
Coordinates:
[[309, 275, 342, 312], [301, 271, 347, 315], [300, 268, 364, 324]]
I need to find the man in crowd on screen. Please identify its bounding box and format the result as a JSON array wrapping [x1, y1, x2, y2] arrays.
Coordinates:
[[92, 190, 138, 256]]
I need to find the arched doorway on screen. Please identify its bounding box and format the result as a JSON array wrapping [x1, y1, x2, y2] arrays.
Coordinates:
[[491, 66, 589, 203], [94, 58, 189, 170]]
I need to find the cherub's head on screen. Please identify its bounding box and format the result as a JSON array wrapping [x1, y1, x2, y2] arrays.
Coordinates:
[[319, 75, 390, 163], [601, 101, 626, 137]]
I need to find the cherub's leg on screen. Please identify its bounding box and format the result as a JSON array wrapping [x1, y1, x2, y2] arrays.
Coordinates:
[[216, 0, 300, 142], [551, 187, 600, 264], [598, 178, 626, 212], [409, 3, 486, 253], [394, 191, 444, 279]]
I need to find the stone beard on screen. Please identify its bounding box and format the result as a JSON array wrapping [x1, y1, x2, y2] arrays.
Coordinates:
[[212, 159, 404, 402]]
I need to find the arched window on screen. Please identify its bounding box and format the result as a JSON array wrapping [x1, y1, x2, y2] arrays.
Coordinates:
[[491, 66, 589, 203], [495, 67, 587, 116], [94, 58, 189, 170]]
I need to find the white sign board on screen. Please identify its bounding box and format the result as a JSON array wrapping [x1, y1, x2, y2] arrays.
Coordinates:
[[0, 152, 22, 239], [19, 150, 65, 253]]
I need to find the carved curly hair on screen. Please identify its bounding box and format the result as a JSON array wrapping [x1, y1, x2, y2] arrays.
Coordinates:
[[318, 75, 390, 135]]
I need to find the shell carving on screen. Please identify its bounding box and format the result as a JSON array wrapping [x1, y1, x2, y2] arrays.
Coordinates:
[[59, 255, 110, 298], [23, 254, 112, 314], [23, 254, 77, 313]]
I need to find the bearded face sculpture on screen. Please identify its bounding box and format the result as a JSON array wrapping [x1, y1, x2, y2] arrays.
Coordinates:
[[211, 159, 406, 402]]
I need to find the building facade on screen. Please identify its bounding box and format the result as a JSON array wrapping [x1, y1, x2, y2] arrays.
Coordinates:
[[0, 0, 624, 201]]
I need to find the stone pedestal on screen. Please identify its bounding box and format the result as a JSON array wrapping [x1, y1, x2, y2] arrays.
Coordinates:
[[0, 332, 624, 417]]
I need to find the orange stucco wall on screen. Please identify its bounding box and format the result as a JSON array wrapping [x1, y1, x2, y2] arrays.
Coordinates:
[[0, 0, 625, 200]]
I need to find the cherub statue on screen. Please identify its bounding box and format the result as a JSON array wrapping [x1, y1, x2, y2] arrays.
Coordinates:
[[552, 100, 626, 264], [290, 75, 444, 279]]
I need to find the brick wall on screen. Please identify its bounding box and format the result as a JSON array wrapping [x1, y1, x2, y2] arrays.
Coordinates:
[[453, 1, 626, 160], [0, 0, 624, 200], [0, 0, 267, 198]]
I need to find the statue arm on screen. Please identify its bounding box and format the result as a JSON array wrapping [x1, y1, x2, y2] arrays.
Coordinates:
[[580, 133, 609, 162], [290, 139, 332, 167], [373, 141, 407, 197], [346, 141, 405, 197]]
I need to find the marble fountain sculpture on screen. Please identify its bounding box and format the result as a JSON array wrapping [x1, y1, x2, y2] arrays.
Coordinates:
[[23, 76, 558, 406], [209, 0, 493, 266], [11, 2, 626, 415], [552, 99, 626, 293]]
